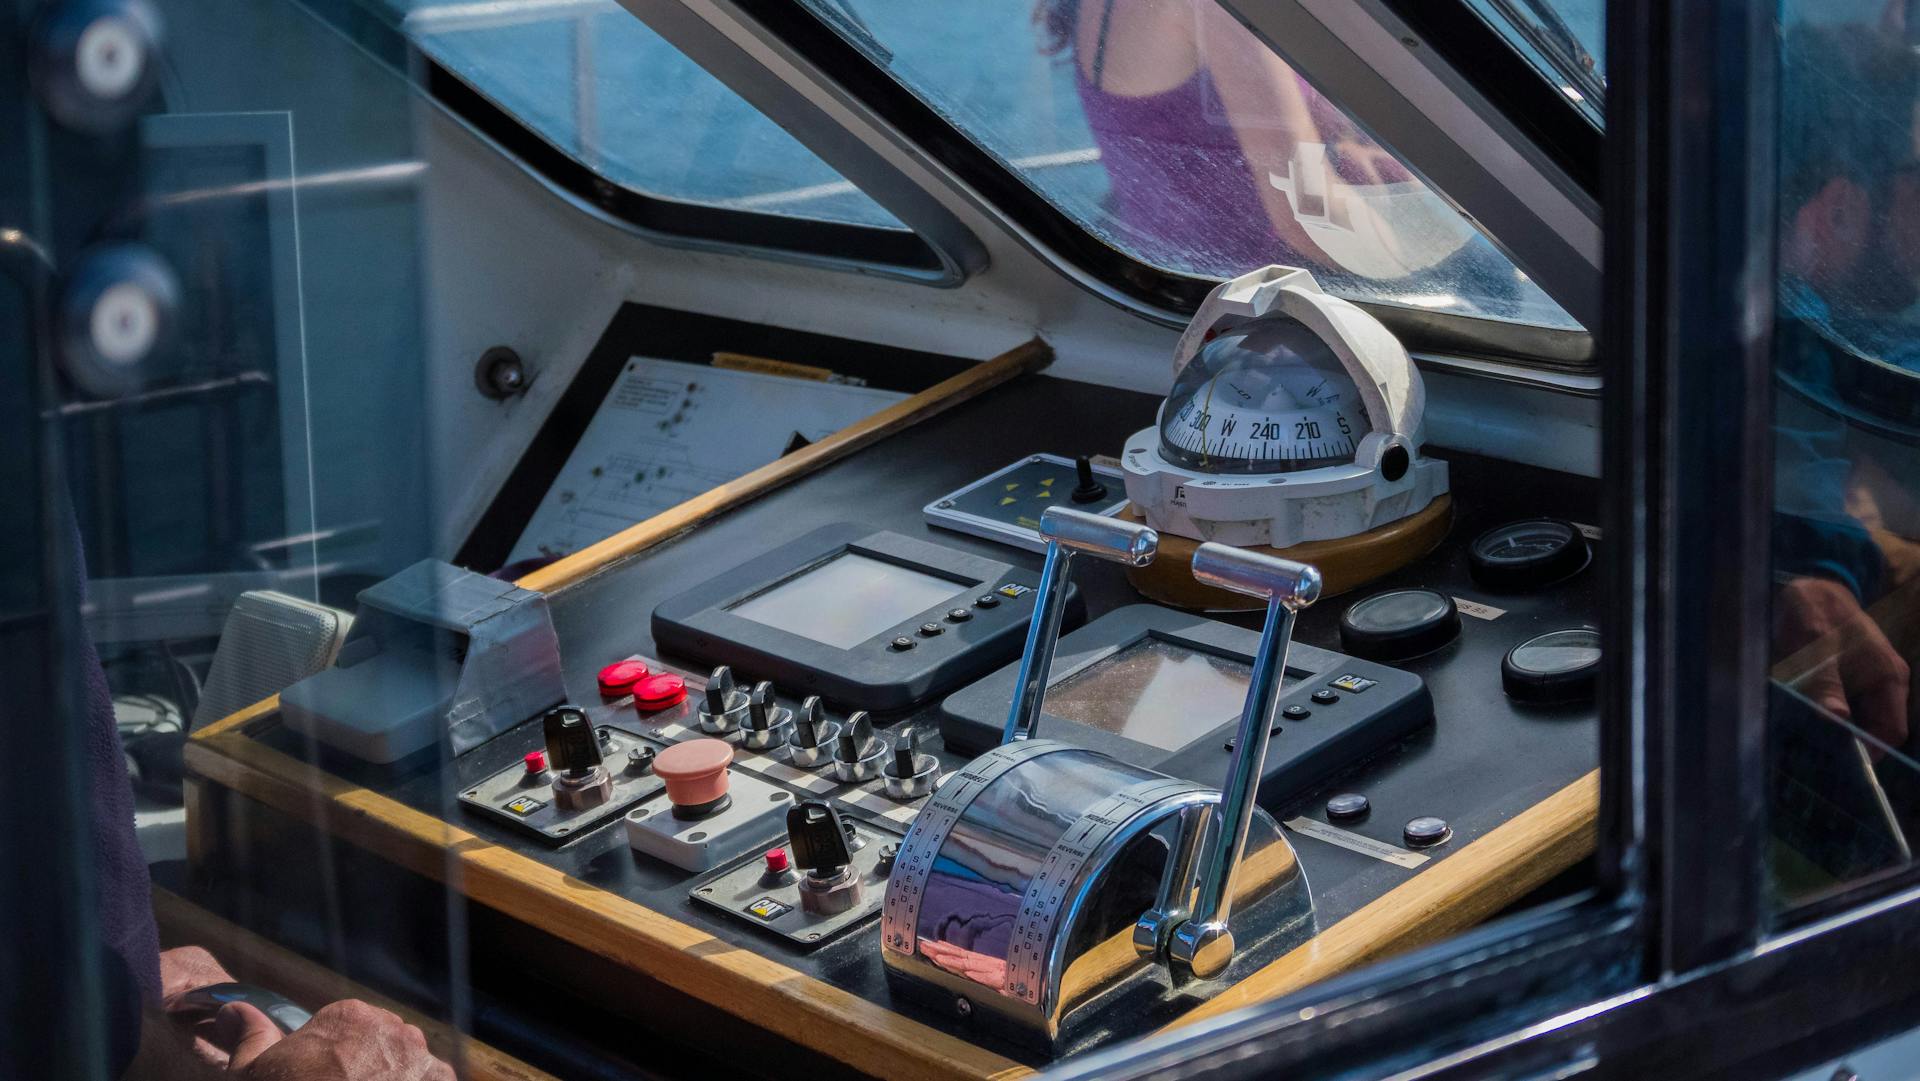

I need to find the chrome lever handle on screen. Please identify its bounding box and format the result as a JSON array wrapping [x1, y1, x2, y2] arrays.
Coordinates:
[[1000, 508, 1157, 745], [1162, 542, 1320, 980]]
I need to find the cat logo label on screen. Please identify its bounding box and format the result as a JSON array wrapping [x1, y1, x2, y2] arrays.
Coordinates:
[[745, 897, 793, 921], [504, 796, 546, 817]]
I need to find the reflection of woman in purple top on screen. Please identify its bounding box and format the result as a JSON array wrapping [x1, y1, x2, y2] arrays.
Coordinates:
[[1035, 0, 1508, 305]]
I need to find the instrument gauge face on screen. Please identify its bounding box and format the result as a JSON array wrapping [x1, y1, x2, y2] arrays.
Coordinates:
[[1158, 316, 1371, 475], [1502, 627, 1601, 704], [1467, 518, 1591, 590]]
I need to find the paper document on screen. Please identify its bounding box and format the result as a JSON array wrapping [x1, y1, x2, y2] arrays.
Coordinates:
[[509, 358, 906, 563]]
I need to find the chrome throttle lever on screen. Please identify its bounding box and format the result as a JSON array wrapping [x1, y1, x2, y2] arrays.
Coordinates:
[[1135, 542, 1321, 980], [1000, 507, 1158, 745]]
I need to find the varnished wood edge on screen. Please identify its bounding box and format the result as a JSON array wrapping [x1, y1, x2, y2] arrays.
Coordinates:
[[151, 887, 560, 1081], [1163, 768, 1601, 1029], [181, 730, 1032, 1081], [515, 337, 1053, 593]]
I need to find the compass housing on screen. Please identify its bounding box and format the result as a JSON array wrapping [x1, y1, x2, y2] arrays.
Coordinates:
[[1123, 266, 1450, 549]]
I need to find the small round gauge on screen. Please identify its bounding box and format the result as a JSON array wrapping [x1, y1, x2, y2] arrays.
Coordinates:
[[1501, 627, 1600, 704], [1467, 518, 1591, 591], [1158, 315, 1372, 475], [1339, 588, 1461, 661]]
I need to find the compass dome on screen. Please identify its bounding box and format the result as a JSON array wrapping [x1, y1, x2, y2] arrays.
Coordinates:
[[1158, 314, 1371, 475]]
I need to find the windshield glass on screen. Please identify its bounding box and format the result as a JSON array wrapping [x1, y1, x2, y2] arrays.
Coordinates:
[[383, 0, 905, 229], [791, 0, 1580, 329], [1466, 0, 1605, 123]]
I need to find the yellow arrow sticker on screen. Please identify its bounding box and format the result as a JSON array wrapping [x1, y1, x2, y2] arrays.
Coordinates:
[[999, 496, 1017, 506]]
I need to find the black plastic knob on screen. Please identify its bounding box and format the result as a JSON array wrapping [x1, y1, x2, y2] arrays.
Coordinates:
[[835, 712, 876, 763], [705, 665, 739, 715], [793, 696, 828, 748], [747, 681, 776, 730]]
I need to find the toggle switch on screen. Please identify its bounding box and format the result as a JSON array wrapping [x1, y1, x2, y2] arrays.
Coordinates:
[[787, 801, 861, 916], [739, 680, 794, 751], [832, 712, 885, 783], [881, 727, 939, 801], [786, 696, 841, 769], [699, 666, 751, 735], [544, 705, 613, 811]]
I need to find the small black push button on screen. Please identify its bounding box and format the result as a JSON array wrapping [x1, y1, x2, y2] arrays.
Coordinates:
[[917, 622, 944, 638], [1404, 816, 1452, 848], [1282, 704, 1311, 721], [889, 636, 916, 651], [1326, 792, 1370, 821], [946, 608, 972, 623], [1310, 688, 1339, 706], [974, 594, 1001, 609]]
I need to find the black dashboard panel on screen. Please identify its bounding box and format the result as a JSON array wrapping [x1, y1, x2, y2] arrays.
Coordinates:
[[231, 361, 1601, 1074]]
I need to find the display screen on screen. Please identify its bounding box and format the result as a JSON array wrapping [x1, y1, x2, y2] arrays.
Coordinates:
[[1046, 638, 1256, 751], [728, 552, 972, 649]]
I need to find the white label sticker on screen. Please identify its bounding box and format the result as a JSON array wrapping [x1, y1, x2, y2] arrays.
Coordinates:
[[1283, 817, 1430, 868], [1453, 597, 1507, 620]]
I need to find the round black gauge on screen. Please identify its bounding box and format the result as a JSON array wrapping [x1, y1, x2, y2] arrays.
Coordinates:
[[1467, 518, 1591, 591], [1339, 588, 1461, 661], [1501, 627, 1601, 704]]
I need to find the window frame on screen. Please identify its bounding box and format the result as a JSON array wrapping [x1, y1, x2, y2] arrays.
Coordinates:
[[1051, 0, 1920, 1073], [293, 0, 979, 284]]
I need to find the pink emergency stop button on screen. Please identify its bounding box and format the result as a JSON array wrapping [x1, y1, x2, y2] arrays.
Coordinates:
[[654, 738, 733, 808]]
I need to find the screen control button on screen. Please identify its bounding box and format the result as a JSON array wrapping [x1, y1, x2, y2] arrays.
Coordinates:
[[889, 636, 917, 651], [1310, 688, 1340, 705], [945, 607, 973, 623], [1282, 704, 1311, 721], [917, 622, 945, 637], [974, 594, 1001, 609]]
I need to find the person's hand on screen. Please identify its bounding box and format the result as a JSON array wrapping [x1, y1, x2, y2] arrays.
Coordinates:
[[1776, 576, 1911, 751], [216, 999, 454, 1080], [159, 946, 242, 1066]]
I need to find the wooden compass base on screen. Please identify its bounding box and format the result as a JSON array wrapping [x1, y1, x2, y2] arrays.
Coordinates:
[[1124, 494, 1455, 611]]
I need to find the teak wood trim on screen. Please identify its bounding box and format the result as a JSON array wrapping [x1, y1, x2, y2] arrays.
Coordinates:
[[151, 887, 559, 1081], [514, 338, 1053, 594], [181, 729, 1032, 1081], [1162, 768, 1602, 1030]]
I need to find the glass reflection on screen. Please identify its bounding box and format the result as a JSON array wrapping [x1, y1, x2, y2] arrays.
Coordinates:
[[1768, 10, 1920, 906]]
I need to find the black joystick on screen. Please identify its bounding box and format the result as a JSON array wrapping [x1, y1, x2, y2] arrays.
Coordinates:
[[1070, 455, 1109, 504], [787, 801, 861, 916], [543, 705, 613, 810]]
